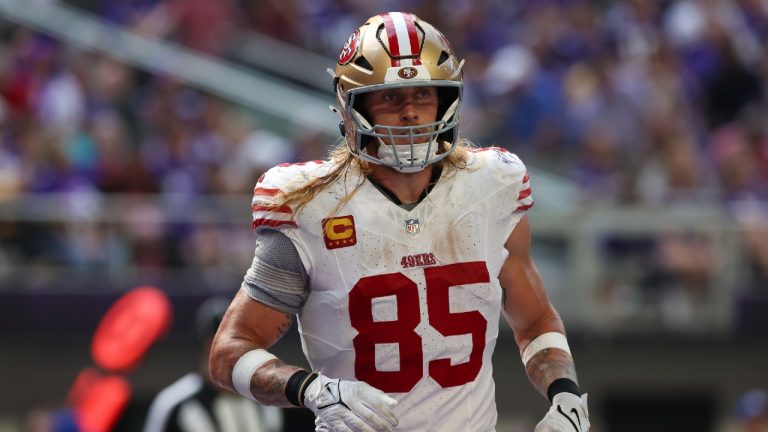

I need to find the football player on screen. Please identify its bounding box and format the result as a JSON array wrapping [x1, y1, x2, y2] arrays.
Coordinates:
[[209, 12, 589, 432]]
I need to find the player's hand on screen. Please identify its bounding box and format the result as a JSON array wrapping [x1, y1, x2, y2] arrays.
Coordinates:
[[535, 393, 590, 432], [303, 373, 398, 432]]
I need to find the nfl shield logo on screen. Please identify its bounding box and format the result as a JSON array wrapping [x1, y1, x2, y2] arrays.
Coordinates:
[[405, 218, 421, 235]]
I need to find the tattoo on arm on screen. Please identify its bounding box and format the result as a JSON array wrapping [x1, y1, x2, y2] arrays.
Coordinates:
[[525, 348, 578, 398], [246, 314, 302, 407], [250, 358, 304, 406], [275, 316, 293, 340]]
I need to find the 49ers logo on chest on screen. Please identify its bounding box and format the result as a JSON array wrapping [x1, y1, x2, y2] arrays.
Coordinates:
[[400, 252, 436, 268]]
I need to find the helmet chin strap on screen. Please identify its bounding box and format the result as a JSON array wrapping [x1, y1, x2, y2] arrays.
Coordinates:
[[376, 142, 438, 173], [356, 114, 436, 172]]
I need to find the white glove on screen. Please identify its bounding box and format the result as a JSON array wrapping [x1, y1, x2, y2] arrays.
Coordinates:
[[303, 373, 398, 432], [535, 393, 590, 432], [315, 417, 330, 432]]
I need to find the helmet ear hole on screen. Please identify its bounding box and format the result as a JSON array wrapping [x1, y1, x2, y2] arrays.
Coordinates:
[[354, 56, 374, 71], [338, 121, 346, 137], [437, 129, 455, 144], [350, 93, 371, 125], [437, 51, 451, 66], [436, 87, 460, 120]]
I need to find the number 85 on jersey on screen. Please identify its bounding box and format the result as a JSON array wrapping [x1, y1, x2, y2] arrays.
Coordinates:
[[349, 261, 492, 393]]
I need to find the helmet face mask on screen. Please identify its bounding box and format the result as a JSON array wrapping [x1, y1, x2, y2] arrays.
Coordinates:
[[334, 12, 464, 172], [346, 81, 462, 172]]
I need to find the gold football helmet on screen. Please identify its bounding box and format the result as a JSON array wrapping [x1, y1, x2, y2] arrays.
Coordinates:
[[333, 12, 464, 172]]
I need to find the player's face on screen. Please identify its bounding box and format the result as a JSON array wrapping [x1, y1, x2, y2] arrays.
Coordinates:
[[363, 86, 439, 145]]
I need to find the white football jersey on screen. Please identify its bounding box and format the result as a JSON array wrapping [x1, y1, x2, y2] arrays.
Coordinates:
[[251, 148, 533, 432]]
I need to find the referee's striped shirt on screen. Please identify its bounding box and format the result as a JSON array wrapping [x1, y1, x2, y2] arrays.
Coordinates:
[[143, 373, 283, 432]]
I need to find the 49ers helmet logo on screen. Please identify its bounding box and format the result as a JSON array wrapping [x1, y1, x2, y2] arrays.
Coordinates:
[[398, 67, 418, 79], [338, 30, 360, 65]]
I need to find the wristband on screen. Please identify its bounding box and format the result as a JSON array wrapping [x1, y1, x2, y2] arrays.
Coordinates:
[[232, 349, 277, 400], [547, 378, 581, 402], [522, 332, 571, 365], [298, 372, 320, 407], [285, 370, 310, 407]]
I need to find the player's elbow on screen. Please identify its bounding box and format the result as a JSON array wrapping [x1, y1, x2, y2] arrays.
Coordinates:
[[513, 304, 565, 350], [208, 335, 235, 392]]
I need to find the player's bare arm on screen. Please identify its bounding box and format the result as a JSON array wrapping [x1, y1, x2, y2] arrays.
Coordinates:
[[498, 215, 578, 397], [524, 345, 579, 399], [209, 289, 302, 407]]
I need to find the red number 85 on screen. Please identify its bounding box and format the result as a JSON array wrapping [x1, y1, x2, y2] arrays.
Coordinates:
[[349, 261, 490, 393]]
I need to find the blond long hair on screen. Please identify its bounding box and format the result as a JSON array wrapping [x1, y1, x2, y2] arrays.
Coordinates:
[[275, 138, 475, 216]]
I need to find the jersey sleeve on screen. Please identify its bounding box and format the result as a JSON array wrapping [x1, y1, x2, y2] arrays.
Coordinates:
[[251, 166, 296, 232], [241, 230, 308, 315], [515, 170, 534, 212], [474, 147, 533, 238], [249, 161, 327, 279], [250, 164, 308, 231]]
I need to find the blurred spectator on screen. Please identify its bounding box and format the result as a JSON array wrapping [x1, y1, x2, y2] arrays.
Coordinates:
[[605, 0, 662, 63], [570, 123, 626, 205], [100, 0, 237, 56], [240, 0, 304, 45], [653, 230, 716, 327], [710, 106, 768, 293], [633, 119, 712, 205], [594, 228, 716, 332], [703, 34, 764, 129], [218, 112, 297, 194]]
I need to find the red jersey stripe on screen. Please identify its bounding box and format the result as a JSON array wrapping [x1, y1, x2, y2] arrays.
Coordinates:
[[253, 187, 281, 197], [518, 187, 532, 200], [516, 203, 534, 212], [252, 219, 297, 229], [468, 146, 509, 153], [277, 160, 324, 167], [522, 173, 529, 183], [252, 204, 292, 214]]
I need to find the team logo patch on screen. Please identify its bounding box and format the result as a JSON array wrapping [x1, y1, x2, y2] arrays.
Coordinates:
[[404, 218, 421, 235], [398, 66, 418, 79], [338, 30, 360, 65], [322, 215, 357, 249]]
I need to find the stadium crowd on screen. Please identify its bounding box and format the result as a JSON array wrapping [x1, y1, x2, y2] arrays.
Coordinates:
[[1, 0, 768, 328]]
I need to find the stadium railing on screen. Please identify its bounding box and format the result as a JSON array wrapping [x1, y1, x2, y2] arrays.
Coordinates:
[[0, 194, 740, 336]]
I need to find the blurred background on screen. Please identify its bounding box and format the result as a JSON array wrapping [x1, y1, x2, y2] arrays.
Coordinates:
[[0, 0, 767, 431]]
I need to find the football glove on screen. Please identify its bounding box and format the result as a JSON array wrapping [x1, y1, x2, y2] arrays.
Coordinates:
[[303, 373, 398, 432], [315, 417, 330, 432], [535, 393, 590, 432]]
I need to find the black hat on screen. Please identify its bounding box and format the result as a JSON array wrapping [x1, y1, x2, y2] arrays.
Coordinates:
[[195, 297, 230, 343]]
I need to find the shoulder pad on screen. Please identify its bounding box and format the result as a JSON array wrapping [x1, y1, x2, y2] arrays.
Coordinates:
[[470, 147, 532, 212], [251, 160, 328, 231], [471, 147, 526, 178]]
